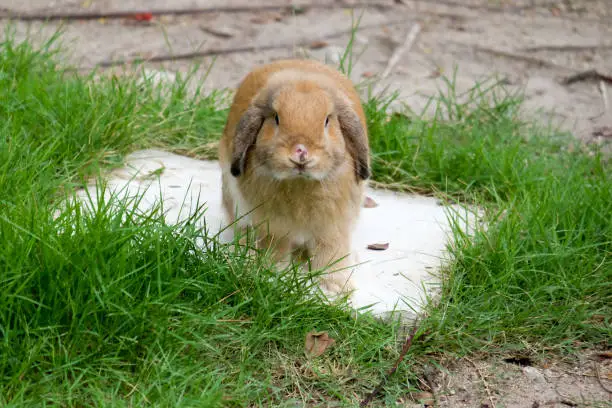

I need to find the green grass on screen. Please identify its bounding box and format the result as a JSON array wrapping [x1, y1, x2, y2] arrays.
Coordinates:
[[1, 29, 610, 407], [0, 31, 408, 407], [363, 80, 610, 352]]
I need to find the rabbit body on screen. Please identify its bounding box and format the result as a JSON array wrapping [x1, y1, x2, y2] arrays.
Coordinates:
[[219, 59, 370, 294]]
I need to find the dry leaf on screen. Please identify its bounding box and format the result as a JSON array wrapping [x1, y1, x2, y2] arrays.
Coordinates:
[[363, 196, 378, 208], [250, 16, 268, 24], [248, 12, 284, 24], [309, 40, 329, 49], [428, 68, 442, 79], [593, 126, 612, 139], [130, 51, 154, 60], [413, 391, 435, 406], [595, 351, 612, 360], [305, 331, 335, 357], [367, 243, 389, 251]]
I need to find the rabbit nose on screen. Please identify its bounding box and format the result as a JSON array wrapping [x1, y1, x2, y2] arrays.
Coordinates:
[[293, 144, 309, 163]]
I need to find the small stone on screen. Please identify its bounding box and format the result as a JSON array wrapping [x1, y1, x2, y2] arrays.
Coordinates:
[[522, 366, 546, 384], [367, 243, 389, 251], [363, 196, 379, 208]]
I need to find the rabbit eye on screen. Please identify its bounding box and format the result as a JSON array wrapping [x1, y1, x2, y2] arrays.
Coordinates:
[[324, 115, 330, 127], [274, 113, 280, 126]]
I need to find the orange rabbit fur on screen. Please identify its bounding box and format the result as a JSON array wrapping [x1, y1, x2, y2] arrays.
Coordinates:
[[219, 59, 370, 295]]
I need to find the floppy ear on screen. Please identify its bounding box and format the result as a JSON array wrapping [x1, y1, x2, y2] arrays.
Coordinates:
[[336, 101, 370, 180], [230, 105, 265, 177]]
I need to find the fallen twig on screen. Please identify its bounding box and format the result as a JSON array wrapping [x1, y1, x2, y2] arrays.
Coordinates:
[[200, 26, 235, 39], [380, 22, 421, 80], [0, 2, 392, 21], [96, 43, 281, 67], [412, 0, 561, 13], [593, 362, 612, 394], [600, 81, 610, 113], [451, 42, 612, 78], [360, 325, 419, 407], [524, 43, 612, 52], [92, 20, 409, 68], [422, 364, 440, 407], [405, 0, 611, 23], [466, 357, 495, 408], [562, 69, 612, 86], [470, 45, 573, 71]]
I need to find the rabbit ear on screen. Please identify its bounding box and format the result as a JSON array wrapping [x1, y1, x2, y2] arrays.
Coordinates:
[[336, 100, 370, 180], [230, 105, 265, 177]]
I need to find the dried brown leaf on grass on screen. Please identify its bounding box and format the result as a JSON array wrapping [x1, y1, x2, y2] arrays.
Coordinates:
[[305, 331, 335, 357]]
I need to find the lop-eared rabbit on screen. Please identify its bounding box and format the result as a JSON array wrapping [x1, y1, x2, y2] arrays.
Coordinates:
[[219, 59, 370, 295]]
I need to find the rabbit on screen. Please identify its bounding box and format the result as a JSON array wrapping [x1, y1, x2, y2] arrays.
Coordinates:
[[218, 59, 370, 295]]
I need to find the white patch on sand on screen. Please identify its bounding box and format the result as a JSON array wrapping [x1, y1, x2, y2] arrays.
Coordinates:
[[75, 149, 479, 321]]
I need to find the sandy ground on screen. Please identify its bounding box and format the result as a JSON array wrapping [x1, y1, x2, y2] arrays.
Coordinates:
[[1, 0, 610, 406], [2, 0, 612, 141]]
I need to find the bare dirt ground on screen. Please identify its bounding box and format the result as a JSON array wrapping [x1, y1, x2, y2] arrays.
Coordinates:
[[416, 352, 612, 408], [3, 0, 612, 142], [1, 0, 610, 406]]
